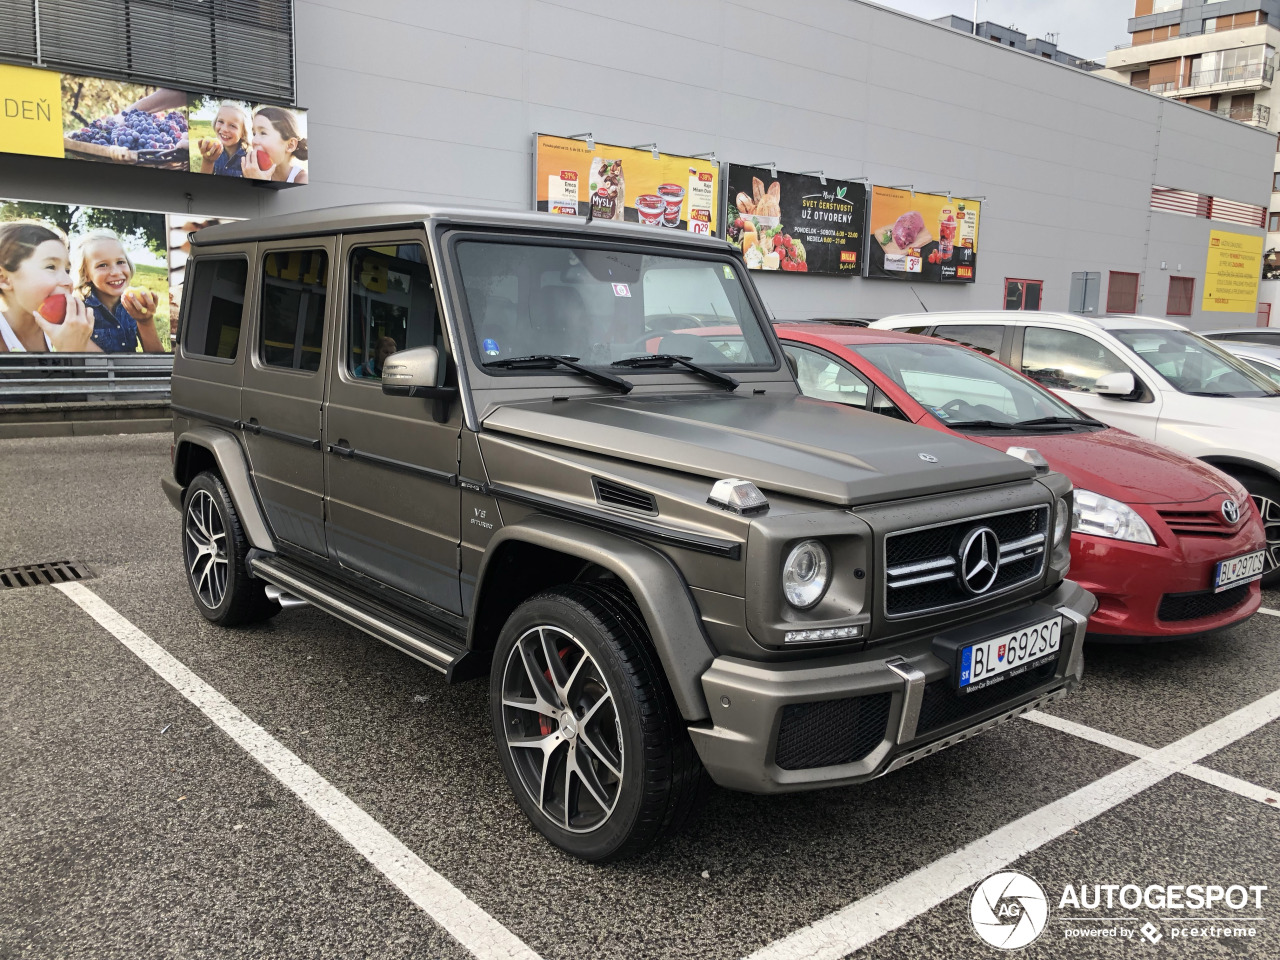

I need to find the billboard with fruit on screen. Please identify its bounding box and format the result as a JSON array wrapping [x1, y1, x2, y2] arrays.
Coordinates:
[[866, 186, 980, 283], [0, 198, 237, 354], [724, 165, 866, 276], [0, 64, 307, 187], [534, 135, 718, 235]]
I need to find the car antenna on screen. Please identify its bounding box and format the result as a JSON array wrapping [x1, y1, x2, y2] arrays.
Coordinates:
[[910, 285, 929, 312], [584, 202, 594, 225]]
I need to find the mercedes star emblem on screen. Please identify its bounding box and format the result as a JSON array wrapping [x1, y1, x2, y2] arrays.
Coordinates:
[[958, 526, 1001, 595], [919, 453, 939, 463], [1222, 499, 1240, 524]]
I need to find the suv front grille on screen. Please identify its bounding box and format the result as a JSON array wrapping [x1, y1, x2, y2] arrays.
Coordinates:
[[884, 507, 1048, 619], [774, 692, 892, 770], [916, 661, 1058, 736], [1157, 584, 1251, 622]]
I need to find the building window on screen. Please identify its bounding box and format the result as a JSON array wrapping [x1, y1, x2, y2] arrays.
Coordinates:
[[1107, 272, 1140, 314], [0, 1, 295, 103], [1167, 277, 1194, 316], [1274, 173, 1280, 192], [1004, 279, 1043, 311], [1269, 213, 1280, 232]]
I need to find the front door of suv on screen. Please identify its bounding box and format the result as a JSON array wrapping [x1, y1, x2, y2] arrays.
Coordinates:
[[322, 235, 462, 614], [1015, 324, 1163, 438]]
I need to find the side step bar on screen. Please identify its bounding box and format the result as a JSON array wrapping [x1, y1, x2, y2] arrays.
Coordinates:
[[248, 555, 482, 681]]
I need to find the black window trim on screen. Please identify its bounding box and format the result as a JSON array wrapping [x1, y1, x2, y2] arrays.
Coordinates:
[[179, 253, 250, 365]]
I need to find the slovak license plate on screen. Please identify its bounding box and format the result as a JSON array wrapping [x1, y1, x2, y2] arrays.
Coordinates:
[[1214, 551, 1265, 592], [958, 617, 1061, 693]]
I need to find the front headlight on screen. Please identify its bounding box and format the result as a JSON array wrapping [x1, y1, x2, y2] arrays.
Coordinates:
[[1053, 497, 1070, 548], [782, 540, 831, 609], [1072, 489, 1156, 545]]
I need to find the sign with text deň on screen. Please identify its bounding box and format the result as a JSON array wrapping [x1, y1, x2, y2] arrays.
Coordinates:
[[724, 165, 866, 275], [866, 186, 980, 283], [1202, 230, 1263, 313], [534, 135, 718, 235]]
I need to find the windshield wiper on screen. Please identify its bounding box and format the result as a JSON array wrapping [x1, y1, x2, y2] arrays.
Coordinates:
[[483, 354, 632, 393], [945, 419, 1020, 430], [1184, 390, 1237, 397], [611, 354, 739, 390], [1014, 415, 1107, 428]]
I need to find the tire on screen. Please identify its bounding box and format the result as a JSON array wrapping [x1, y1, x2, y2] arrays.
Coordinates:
[[182, 471, 278, 626], [1236, 472, 1280, 589], [490, 582, 708, 862]]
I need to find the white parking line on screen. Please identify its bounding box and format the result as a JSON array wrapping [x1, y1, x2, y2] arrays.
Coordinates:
[[1260, 607, 1280, 618], [1024, 711, 1280, 808], [54, 581, 542, 960], [744, 688, 1280, 960]]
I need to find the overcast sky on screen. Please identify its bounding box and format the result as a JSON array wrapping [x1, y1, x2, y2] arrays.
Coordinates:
[[868, 0, 1133, 63]]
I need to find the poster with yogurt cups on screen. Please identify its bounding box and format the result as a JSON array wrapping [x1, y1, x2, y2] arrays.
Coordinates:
[[533, 134, 719, 235]]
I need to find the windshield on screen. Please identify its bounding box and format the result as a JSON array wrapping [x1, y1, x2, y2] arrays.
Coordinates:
[[1113, 329, 1280, 398], [852, 341, 1092, 428], [454, 239, 776, 370]]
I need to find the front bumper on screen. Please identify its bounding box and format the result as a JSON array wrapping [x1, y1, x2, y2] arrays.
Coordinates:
[[687, 579, 1096, 794]]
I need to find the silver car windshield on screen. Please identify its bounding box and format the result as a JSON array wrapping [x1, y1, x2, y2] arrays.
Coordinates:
[[853, 341, 1090, 427], [454, 240, 776, 369], [1113, 329, 1280, 398]]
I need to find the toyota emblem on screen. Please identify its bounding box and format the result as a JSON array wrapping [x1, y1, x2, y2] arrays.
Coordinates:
[[919, 453, 939, 463], [958, 526, 1001, 595], [1222, 499, 1240, 524]]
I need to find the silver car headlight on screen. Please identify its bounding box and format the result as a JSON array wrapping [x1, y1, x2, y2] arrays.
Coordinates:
[[1072, 489, 1156, 545], [782, 540, 831, 609]]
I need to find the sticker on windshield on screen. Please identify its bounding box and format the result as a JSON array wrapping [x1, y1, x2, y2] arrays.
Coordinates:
[[612, 282, 631, 297], [722, 265, 734, 279], [482, 338, 500, 356]]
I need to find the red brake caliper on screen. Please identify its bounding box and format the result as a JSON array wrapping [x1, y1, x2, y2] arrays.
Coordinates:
[[539, 647, 571, 736]]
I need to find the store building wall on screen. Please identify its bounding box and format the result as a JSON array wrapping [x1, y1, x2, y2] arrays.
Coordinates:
[[1, 0, 1273, 328]]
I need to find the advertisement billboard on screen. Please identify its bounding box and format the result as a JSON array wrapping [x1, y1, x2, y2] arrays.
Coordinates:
[[0, 64, 307, 186], [724, 165, 866, 275], [1202, 230, 1263, 313], [0, 198, 236, 354], [866, 186, 981, 283], [534, 134, 718, 234]]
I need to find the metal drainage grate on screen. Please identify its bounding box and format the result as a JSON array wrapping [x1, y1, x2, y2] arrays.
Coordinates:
[[0, 561, 93, 589]]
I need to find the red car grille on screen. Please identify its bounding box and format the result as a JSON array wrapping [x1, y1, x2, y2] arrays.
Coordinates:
[[1156, 507, 1236, 539]]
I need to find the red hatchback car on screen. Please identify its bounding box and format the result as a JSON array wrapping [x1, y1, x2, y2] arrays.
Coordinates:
[[775, 323, 1266, 640]]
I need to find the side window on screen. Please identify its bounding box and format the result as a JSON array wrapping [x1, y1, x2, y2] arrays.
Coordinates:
[[870, 388, 909, 421], [901, 325, 929, 335], [259, 249, 328, 372], [1021, 327, 1130, 393], [348, 244, 440, 380], [182, 257, 248, 360], [934, 324, 1004, 357], [783, 344, 870, 408]]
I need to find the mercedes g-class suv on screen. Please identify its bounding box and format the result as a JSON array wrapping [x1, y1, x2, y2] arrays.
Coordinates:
[[164, 204, 1095, 861]]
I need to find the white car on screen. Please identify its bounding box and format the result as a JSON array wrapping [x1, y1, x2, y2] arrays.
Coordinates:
[[1214, 340, 1280, 388], [871, 311, 1280, 584]]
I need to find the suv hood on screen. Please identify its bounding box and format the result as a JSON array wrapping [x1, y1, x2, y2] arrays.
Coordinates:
[[965, 428, 1232, 505], [483, 394, 1034, 506]]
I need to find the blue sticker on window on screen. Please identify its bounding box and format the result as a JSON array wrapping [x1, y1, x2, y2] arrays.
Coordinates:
[[482, 338, 500, 356]]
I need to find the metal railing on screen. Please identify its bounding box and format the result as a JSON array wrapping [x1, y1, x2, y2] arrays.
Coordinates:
[[1215, 102, 1272, 124], [1187, 60, 1274, 88], [0, 353, 173, 400]]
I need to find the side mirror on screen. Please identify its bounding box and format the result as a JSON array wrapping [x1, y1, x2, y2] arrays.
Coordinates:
[[381, 346, 457, 422], [1094, 371, 1136, 398]]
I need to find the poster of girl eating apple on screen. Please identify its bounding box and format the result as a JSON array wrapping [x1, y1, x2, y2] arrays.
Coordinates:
[[189, 97, 308, 184]]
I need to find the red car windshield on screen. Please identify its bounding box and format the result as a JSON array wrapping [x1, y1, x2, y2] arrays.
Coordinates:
[[851, 341, 1093, 430]]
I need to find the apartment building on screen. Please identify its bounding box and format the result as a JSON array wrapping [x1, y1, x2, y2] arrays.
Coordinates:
[[932, 15, 1103, 70], [1106, 0, 1280, 305]]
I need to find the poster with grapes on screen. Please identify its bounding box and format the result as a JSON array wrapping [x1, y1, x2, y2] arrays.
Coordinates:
[[62, 76, 189, 170]]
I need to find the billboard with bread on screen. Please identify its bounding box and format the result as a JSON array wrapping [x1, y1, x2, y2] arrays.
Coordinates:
[[866, 186, 980, 283], [724, 165, 866, 275], [534, 134, 719, 234], [0, 64, 307, 187]]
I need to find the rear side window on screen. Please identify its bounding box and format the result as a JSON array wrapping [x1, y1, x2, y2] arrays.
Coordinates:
[[182, 257, 248, 360], [934, 324, 1004, 357], [259, 249, 328, 372]]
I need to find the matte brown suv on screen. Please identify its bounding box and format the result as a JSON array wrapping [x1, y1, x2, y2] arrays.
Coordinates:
[[164, 204, 1095, 860]]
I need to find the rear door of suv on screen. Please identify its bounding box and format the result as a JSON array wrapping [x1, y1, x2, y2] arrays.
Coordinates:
[[321, 232, 463, 615]]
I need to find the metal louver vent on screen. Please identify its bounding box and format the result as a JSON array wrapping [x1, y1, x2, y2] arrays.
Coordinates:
[[592, 478, 657, 515], [0, 560, 93, 589]]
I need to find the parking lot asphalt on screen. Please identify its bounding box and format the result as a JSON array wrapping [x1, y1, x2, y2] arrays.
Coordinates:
[[2, 433, 1278, 960]]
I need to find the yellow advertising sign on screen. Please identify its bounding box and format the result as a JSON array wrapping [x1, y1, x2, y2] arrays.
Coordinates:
[[0, 64, 64, 157], [534, 134, 718, 235], [1202, 229, 1263, 312], [867, 186, 980, 283]]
